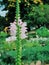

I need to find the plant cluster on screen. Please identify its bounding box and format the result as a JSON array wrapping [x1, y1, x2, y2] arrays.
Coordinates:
[[0, 39, 49, 65]]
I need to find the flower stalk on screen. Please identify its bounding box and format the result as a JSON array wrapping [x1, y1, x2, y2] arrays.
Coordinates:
[[16, 0, 22, 65]]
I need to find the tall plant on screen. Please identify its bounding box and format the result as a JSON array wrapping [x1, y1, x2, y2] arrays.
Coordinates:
[[16, 0, 22, 65]]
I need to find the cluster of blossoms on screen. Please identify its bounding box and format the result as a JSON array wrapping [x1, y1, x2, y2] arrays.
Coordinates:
[[18, 19, 27, 39], [6, 21, 17, 42], [6, 19, 27, 42]]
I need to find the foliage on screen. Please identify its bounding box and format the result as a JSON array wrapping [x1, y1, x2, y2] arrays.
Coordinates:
[[36, 27, 49, 37], [0, 39, 49, 65], [0, 0, 49, 65], [22, 41, 49, 64], [0, 51, 15, 65], [0, 16, 7, 31], [0, 31, 7, 37], [27, 4, 49, 28], [0, 31, 7, 44], [20, 2, 49, 30], [1, 0, 49, 31], [42, 0, 49, 4]]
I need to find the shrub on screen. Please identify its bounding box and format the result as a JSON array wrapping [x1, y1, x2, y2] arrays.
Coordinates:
[[36, 27, 49, 37]]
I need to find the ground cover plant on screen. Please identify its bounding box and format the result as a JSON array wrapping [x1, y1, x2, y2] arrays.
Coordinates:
[[0, 38, 49, 65]]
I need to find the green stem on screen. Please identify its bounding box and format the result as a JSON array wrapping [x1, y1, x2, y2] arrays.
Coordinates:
[[16, 0, 22, 65]]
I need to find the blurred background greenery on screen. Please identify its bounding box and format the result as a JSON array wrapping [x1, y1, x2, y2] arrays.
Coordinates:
[[0, 0, 49, 65]]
